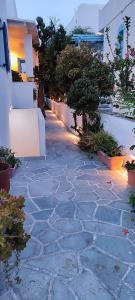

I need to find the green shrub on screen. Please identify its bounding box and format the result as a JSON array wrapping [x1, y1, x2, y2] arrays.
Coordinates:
[[79, 130, 123, 157], [0, 147, 21, 168], [125, 160, 135, 171]]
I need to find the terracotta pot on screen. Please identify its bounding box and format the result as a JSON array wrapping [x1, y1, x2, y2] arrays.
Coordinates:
[[0, 163, 10, 192], [97, 151, 125, 170], [127, 170, 135, 186]]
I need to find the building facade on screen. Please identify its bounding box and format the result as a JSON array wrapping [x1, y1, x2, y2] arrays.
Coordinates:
[[99, 0, 135, 59], [0, 0, 46, 157], [67, 4, 103, 34]]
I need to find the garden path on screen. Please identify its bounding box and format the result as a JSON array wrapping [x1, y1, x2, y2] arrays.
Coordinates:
[[1, 110, 135, 300]]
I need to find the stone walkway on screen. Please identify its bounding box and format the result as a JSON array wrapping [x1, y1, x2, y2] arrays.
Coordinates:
[[1, 110, 135, 300]]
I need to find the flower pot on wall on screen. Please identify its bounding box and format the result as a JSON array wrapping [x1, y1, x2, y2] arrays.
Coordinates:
[[97, 151, 125, 170], [0, 163, 10, 192], [127, 170, 135, 186]]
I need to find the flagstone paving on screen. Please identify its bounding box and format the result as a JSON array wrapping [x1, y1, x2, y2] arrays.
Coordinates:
[[1, 110, 135, 299]]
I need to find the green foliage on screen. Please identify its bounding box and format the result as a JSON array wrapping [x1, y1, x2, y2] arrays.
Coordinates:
[[12, 71, 22, 82], [0, 147, 21, 168], [129, 192, 135, 209], [56, 44, 114, 131], [0, 190, 30, 261], [79, 130, 123, 157], [71, 26, 92, 35], [34, 17, 70, 100], [125, 160, 135, 171]]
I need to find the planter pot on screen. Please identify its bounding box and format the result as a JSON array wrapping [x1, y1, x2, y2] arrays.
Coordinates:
[[127, 170, 135, 186], [97, 151, 125, 170], [0, 163, 10, 192], [10, 165, 17, 178]]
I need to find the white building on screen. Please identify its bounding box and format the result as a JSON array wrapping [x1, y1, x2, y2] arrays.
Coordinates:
[[0, 0, 46, 157], [67, 3, 103, 33], [99, 0, 135, 58]]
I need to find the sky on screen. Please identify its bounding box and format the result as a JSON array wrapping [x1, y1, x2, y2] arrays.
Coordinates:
[[15, 0, 108, 26]]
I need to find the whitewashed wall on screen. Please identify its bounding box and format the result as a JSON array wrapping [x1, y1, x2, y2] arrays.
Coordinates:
[[12, 82, 35, 109], [47, 99, 82, 135], [9, 108, 46, 157], [48, 99, 135, 157], [99, 0, 135, 59]]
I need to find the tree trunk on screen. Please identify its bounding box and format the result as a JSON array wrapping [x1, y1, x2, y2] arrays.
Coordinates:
[[82, 113, 87, 132], [37, 82, 44, 109], [73, 112, 77, 131]]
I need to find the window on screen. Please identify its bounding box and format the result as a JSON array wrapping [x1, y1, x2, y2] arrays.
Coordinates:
[[0, 19, 10, 72]]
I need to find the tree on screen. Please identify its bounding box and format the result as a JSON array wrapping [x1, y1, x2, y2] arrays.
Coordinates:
[[56, 44, 114, 132], [71, 26, 93, 35], [34, 17, 70, 108]]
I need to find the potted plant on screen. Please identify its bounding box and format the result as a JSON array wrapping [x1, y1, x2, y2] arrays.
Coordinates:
[[79, 130, 125, 170], [125, 160, 135, 186], [0, 147, 21, 177], [0, 163, 10, 192]]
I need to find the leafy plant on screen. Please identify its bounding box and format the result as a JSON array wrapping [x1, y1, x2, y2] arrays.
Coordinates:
[[12, 70, 23, 82], [125, 160, 135, 171], [0, 190, 30, 262], [0, 147, 21, 168], [79, 130, 123, 157], [129, 192, 135, 209]]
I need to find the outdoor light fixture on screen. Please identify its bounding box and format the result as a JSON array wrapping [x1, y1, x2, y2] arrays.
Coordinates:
[[0, 19, 10, 72]]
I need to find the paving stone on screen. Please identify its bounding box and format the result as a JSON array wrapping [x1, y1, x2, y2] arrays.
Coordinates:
[[13, 267, 50, 300], [70, 270, 114, 300], [29, 179, 59, 197], [0, 269, 6, 297], [51, 279, 75, 300], [76, 174, 97, 180], [31, 222, 50, 236], [76, 191, 99, 202], [95, 235, 135, 263], [32, 209, 53, 221], [122, 211, 135, 229], [38, 229, 60, 245], [27, 253, 78, 278], [110, 201, 131, 212], [119, 285, 135, 300], [55, 202, 75, 218], [0, 292, 15, 300], [20, 239, 41, 260], [32, 167, 48, 175], [96, 188, 117, 200], [44, 242, 59, 255], [78, 164, 97, 170], [32, 196, 57, 210], [9, 186, 28, 197], [55, 191, 75, 202], [80, 247, 128, 292], [54, 220, 82, 233], [59, 232, 93, 250], [125, 267, 135, 288], [77, 202, 96, 220], [83, 221, 124, 237], [57, 181, 73, 193], [95, 206, 121, 225], [24, 214, 34, 226], [24, 199, 38, 214]]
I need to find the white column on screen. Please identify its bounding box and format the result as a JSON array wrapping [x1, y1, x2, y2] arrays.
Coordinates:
[[24, 34, 33, 78]]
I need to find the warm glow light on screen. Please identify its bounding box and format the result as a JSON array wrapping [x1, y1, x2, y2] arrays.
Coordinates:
[[10, 52, 18, 71]]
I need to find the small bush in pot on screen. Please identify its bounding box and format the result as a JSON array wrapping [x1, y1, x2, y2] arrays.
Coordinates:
[[125, 160, 135, 186], [0, 147, 21, 177], [0, 163, 10, 192], [79, 130, 125, 170]]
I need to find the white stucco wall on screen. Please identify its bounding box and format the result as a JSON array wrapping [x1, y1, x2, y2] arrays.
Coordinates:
[[6, 0, 17, 19], [12, 82, 35, 109], [99, 0, 135, 58], [48, 99, 135, 157], [0, 0, 12, 147], [9, 108, 46, 157], [67, 4, 103, 33]]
